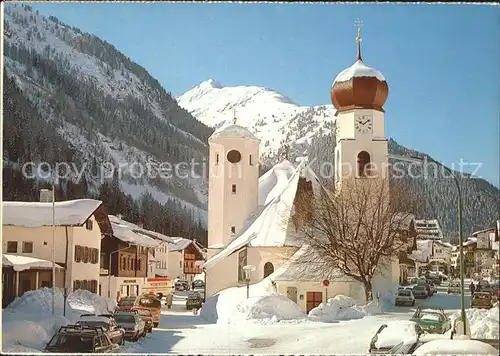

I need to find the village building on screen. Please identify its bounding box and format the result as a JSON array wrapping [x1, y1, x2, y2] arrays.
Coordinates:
[[98, 215, 173, 300], [414, 219, 444, 241], [167, 238, 205, 283], [2, 198, 112, 307], [204, 30, 413, 312]]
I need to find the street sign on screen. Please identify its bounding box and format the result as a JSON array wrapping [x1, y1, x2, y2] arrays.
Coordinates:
[[323, 279, 330, 287]]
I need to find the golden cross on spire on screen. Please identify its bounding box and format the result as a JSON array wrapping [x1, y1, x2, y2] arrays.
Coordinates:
[[232, 108, 237, 124], [354, 18, 363, 61]]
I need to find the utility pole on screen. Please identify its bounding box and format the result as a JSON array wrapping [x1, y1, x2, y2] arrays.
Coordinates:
[[51, 180, 56, 315]]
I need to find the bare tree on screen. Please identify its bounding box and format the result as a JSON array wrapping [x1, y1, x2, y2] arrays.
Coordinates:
[[291, 178, 422, 302]]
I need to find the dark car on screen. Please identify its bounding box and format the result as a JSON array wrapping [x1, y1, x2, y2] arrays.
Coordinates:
[[44, 325, 119, 353], [412, 285, 428, 299], [113, 311, 146, 341], [186, 291, 203, 310], [471, 292, 493, 309], [76, 314, 125, 345], [135, 308, 154, 333]]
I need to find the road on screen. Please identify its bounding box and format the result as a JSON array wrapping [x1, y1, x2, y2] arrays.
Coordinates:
[[120, 284, 474, 353]]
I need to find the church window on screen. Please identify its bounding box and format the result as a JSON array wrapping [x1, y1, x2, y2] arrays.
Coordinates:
[[357, 151, 371, 177], [249, 154, 253, 166], [263, 262, 274, 278], [227, 150, 242, 163], [335, 149, 340, 181], [237, 248, 247, 283], [216, 153, 219, 164], [231, 226, 236, 234], [232, 184, 237, 194]]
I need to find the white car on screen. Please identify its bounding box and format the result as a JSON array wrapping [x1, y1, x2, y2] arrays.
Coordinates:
[[369, 320, 423, 354], [413, 339, 498, 355], [395, 289, 415, 306]]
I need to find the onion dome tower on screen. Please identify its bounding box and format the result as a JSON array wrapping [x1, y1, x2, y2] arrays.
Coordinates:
[[330, 25, 389, 116]]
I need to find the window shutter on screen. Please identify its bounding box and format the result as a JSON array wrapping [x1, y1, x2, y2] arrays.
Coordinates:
[[75, 246, 81, 262], [83, 247, 89, 263]]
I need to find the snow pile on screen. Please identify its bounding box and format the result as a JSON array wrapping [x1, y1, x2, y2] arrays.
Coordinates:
[[413, 339, 498, 355], [2, 288, 117, 351], [200, 278, 306, 324], [451, 305, 499, 340], [308, 295, 382, 322]]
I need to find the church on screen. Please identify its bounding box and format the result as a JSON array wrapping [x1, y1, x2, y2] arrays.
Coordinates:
[[203, 29, 405, 313]]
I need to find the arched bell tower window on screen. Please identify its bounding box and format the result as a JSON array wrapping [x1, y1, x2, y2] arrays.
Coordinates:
[[263, 262, 274, 278], [335, 149, 340, 181], [357, 151, 371, 177]]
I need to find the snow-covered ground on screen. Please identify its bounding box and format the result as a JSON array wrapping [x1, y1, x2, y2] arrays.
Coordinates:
[[3, 282, 498, 354]]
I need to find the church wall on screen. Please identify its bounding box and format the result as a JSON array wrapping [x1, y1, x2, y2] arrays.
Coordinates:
[[247, 246, 297, 282], [275, 279, 366, 313], [205, 250, 238, 297]]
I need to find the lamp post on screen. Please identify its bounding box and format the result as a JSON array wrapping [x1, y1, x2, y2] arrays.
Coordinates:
[[243, 265, 256, 299], [388, 153, 467, 335]]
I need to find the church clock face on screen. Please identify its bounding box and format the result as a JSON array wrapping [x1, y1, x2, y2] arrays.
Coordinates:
[[355, 115, 373, 134]]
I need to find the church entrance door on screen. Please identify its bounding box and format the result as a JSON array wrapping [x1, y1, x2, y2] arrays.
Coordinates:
[[286, 287, 297, 303]]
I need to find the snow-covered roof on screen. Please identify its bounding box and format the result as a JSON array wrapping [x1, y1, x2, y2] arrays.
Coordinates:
[[108, 215, 164, 248], [208, 123, 260, 142], [168, 237, 203, 254], [333, 60, 385, 85], [204, 159, 322, 269], [2, 254, 64, 272], [2, 199, 103, 228]]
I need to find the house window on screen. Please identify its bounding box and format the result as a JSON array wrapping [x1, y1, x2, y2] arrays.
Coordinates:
[[231, 226, 236, 234], [232, 184, 237, 194], [22, 241, 34, 253], [43, 242, 48, 246], [7, 241, 18, 253], [75, 246, 81, 262], [249, 154, 253, 166], [85, 219, 93, 230], [238, 248, 248, 283], [357, 151, 371, 177], [179, 261, 182, 268]]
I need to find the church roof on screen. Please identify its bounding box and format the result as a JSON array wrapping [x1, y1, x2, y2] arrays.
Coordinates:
[[203, 158, 321, 269], [332, 59, 385, 85], [208, 123, 260, 142]]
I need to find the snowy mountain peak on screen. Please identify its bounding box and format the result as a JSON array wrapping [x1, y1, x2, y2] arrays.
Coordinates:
[[177, 80, 336, 160], [203, 78, 224, 89]]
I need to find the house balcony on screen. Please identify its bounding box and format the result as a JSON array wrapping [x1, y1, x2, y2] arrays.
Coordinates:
[[183, 267, 202, 275]]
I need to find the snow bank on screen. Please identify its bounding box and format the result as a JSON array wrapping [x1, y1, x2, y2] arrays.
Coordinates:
[[413, 339, 498, 355], [451, 305, 499, 340], [2, 288, 117, 351], [308, 295, 382, 322], [201, 278, 306, 324]]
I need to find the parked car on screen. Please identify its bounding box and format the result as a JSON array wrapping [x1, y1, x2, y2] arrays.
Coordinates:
[[76, 314, 125, 345], [134, 294, 162, 327], [476, 280, 492, 294], [471, 292, 493, 309], [135, 308, 154, 333], [44, 324, 119, 353], [116, 296, 137, 311], [395, 289, 415, 307], [155, 292, 164, 300], [412, 339, 498, 355], [368, 321, 423, 354], [410, 307, 451, 334], [186, 291, 203, 310], [447, 281, 461, 294], [113, 311, 146, 341], [412, 285, 428, 299]]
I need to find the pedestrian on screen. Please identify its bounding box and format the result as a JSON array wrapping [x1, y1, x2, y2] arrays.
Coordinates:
[[469, 281, 475, 294], [166, 293, 173, 309]]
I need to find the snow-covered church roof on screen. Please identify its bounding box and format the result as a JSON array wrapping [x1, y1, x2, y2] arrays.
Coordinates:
[[333, 59, 385, 85], [208, 123, 260, 142], [203, 158, 322, 269]]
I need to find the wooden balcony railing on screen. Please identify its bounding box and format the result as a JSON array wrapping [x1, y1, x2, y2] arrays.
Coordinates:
[[183, 267, 202, 274]]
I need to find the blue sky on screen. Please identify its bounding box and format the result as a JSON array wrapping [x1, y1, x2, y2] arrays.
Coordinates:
[[28, 3, 499, 187]]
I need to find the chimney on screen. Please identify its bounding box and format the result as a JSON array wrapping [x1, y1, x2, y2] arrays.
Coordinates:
[[40, 189, 52, 203]]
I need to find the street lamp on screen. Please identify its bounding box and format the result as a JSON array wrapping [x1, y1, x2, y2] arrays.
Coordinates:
[[388, 153, 467, 335], [243, 265, 256, 299]]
